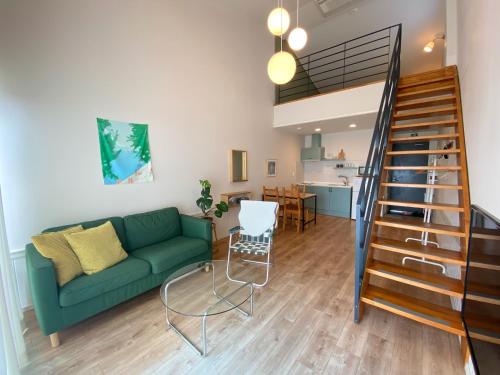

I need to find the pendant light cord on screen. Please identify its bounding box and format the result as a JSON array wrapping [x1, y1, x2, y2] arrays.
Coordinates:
[[297, 0, 299, 27], [280, 0, 283, 52]]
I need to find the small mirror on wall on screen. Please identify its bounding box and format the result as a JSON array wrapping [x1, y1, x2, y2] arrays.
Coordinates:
[[231, 150, 248, 182]]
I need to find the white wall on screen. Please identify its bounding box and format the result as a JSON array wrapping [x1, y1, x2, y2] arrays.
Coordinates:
[[445, 0, 458, 66], [303, 129, 373, 183], [0, 1, 302, 307], [273, 81, 383, 128], [456, 0, 500, 218]]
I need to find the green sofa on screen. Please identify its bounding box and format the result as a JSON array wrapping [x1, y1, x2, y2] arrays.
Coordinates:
[[26, 207, 212, 344]]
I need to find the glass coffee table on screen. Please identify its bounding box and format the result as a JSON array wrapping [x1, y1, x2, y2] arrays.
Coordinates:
[[160, 260, 254, 357]]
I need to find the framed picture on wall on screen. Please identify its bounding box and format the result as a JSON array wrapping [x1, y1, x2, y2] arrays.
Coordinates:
[[266, 159, 277, 177]]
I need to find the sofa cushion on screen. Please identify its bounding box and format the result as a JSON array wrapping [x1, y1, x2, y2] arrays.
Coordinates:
[[32, 225, 84, 286], [58, 256, 150, 307], [64, 221, 128, 275], [44, 216, 129, 252], [124, 207, 182, 250], [132, 236, 208, 274]]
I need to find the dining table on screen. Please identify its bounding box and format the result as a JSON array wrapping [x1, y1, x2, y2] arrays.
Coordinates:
[[262, 191, 317, 232]]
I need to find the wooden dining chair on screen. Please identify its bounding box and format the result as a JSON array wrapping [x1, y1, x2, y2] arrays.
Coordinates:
[[291, 184, 311, 229], [263, 186, 284, 225], [291, 184, 305, 193], [283, 187, 302, 232]]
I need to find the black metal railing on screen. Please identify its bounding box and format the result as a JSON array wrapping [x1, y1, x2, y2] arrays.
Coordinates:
[[277, 24, 401, 104], [354, 23, 401, 322]]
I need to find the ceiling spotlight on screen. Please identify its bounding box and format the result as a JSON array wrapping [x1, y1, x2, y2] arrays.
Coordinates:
[[423, 33, 445, 53], [315, 128, 321, 132], [349, 123, 357, 128], [297, 127, 302, 130], [423, 41, 435, 53]]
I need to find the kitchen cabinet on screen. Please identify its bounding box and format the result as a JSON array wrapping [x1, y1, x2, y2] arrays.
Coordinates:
[[305, 186, 329, 213], [305, 185, 352, 218], [301, 134, 325, 161], [330, 187, 352, 218], [300, 147, 325, 161]]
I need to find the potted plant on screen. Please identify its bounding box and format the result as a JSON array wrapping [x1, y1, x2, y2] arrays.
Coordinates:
[[196, 179, 229, 220]]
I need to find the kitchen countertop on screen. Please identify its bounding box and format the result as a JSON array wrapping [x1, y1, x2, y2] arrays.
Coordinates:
[[300, 181, 353, 188]]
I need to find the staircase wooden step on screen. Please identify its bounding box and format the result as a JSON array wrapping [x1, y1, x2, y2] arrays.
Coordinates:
[[392, 119, 458, 132], [466, 282, 500, 305], [384, 165, 461, 171], [397, 85, 455, 101], [374, 216, 466, 237], [464, 302, 500, 335], [371, 237, 466, 266], [389, 134, 459, 143], [398, 76, 455, 90], [361, 285, 464, 336], [366, 260, 463, 298], [469, 252, 500, 271], [394, 107, 457, 121], [396, 96, 456, 111], [377, 200, 464, 212], [386, 149, 460, 156], [381, 182, 463, 190]]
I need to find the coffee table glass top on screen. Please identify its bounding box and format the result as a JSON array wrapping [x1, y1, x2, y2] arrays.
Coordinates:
[[160, 260, 254, 317]]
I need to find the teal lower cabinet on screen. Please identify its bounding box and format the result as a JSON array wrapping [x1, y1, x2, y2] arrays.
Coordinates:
[[330, 187, 352, 218], [305, 186, 330, 214], [305, 185, 352, 218]]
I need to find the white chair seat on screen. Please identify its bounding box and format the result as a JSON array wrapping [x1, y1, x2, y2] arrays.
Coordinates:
[[230, 241, 269, 255]]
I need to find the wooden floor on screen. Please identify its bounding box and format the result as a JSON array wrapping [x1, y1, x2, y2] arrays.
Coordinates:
[[22, 215, 464, 374]]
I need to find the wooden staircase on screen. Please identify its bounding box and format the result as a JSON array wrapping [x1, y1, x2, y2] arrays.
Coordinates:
[[358, 66, 471, 336]]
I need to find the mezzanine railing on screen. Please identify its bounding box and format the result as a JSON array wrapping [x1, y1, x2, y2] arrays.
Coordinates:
[[277, 24, 401, 104]]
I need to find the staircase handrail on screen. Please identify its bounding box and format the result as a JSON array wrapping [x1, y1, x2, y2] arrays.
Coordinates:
[[354, 23, 402, 322]]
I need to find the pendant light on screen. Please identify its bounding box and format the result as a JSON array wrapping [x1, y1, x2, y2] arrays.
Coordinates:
[[267, 0, 296, 85], [288, 0, 308, 51], [267, 4, 290, 36]]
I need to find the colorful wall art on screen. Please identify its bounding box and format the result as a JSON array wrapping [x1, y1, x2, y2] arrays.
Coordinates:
[[97, 118, 153, 185]]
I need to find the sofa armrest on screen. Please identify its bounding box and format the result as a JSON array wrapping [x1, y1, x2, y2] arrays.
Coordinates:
[[180, 215, 212, 244], [25, 243, 62, 335]]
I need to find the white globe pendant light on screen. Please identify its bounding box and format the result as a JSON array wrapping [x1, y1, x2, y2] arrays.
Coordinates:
[[267, 7, 290, 36], [267, 51, 297, 85], [288, 27, 307, 51], [288, 0, 307, 51], [266, 0, 297, 85]]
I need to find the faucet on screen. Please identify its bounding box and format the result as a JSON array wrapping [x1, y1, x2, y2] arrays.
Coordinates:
[[338, 175, 349, 186]]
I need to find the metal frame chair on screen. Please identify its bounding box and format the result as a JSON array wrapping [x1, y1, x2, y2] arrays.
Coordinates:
[[226, 200, 278, 287]]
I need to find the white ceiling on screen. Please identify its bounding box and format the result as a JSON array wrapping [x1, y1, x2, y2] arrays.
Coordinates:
[[291, 0, 446, 76]]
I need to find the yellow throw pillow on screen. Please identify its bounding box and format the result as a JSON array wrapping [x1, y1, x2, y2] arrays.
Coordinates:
[[32, 226, 84, 286], [64, 221, 127, 275]]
